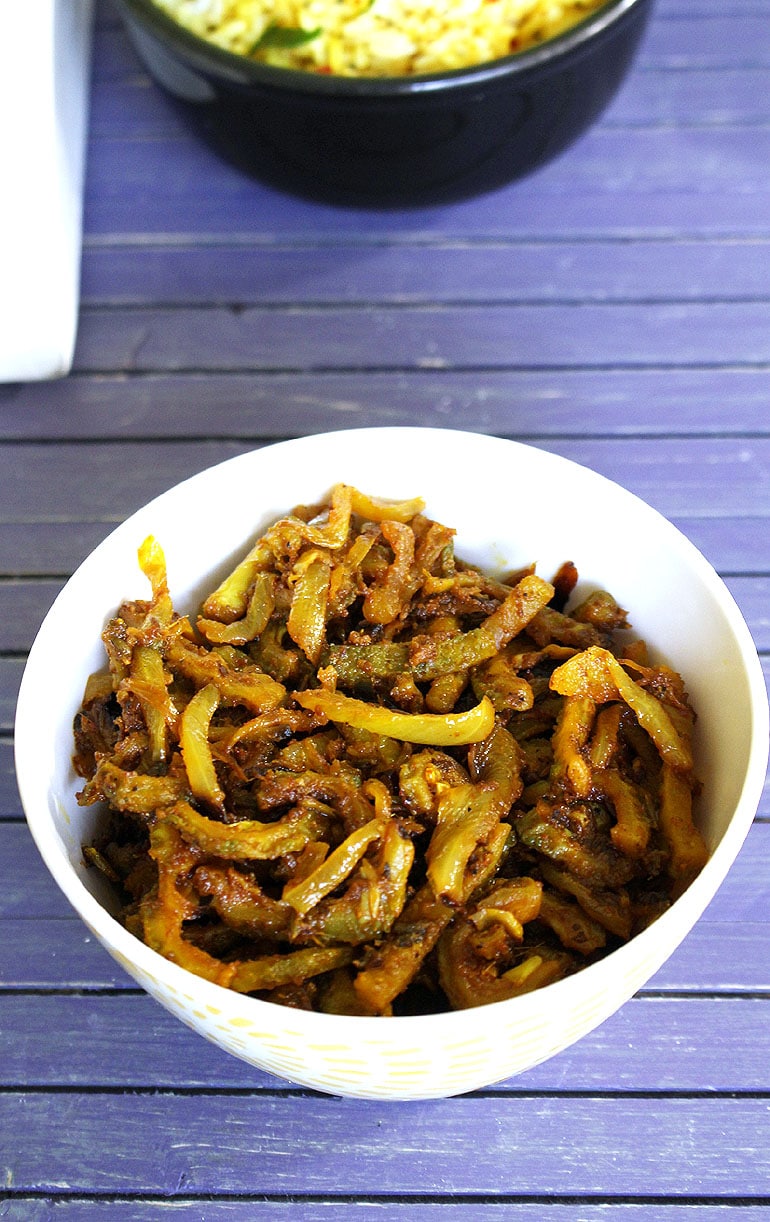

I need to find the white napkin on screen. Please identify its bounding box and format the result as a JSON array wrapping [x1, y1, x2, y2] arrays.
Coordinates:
[[0, 0, 94, 381]]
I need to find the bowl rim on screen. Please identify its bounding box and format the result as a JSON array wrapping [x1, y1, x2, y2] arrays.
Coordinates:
[[114, 0, 650, 98], [14, 427, 770, 1040]]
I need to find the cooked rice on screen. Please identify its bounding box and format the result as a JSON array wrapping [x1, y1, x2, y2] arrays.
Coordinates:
[[152, 0, 610, 77]]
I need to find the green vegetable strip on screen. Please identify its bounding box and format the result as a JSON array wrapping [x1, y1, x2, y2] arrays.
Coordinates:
[[325, 574, 554, 687], [411, 575, 555, 681], [228, 946, 354, 994], [201, 539, 273, 623], [251, 22, 322, 52], [78, 759, 188, 815], [164, 799, 327, 859], [166, 637, 287, 712], [427, 725, 521, 902], [197, 571, 275, 645]]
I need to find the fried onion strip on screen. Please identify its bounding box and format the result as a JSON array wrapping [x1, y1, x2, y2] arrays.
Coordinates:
[[294, 688, 495, 746], [281, 816, 387, 914], [180, 683, 224, 808]]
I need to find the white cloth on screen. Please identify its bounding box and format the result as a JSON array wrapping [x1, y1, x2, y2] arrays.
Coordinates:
[[0, 0, 94, 381]]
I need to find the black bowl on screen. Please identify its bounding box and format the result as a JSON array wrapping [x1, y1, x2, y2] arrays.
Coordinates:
[[112, 0, 653, 206]]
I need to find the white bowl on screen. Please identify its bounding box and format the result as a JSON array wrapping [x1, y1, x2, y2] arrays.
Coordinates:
[[15, 428, 769, 1100]]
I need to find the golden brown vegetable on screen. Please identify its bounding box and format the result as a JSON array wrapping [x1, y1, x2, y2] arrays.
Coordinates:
[[75, 486, 707, 1016], [550, 646, 693, 773]]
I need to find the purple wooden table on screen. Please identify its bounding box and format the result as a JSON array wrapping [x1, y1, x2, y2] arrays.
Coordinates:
[[2, 0, 769, 1214]]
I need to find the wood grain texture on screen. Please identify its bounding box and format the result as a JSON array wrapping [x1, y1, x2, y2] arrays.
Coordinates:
[[5, 369, 770, 442], [0, 579, 65, 651], [4, 1207, 770, 1222], [0, 521, 121, 578], [68, 303, 770, 371], [0, 659, 23, 735], [75, 239, 770, 306], [3, 440, 770, 522], [0, 739, 20, 818], [0, 918, 132, 990], [81, 150, 770, 240], [3, 1092, 770, 1197]]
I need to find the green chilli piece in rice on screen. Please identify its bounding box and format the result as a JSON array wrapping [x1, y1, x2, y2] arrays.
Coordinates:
[[151, 0, 611, 78]]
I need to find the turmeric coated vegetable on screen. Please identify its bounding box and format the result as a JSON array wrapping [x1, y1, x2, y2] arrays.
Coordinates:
[[74, 485, 706, 1016], [179, 684, 225, 809], [294, 687, 496, 746]]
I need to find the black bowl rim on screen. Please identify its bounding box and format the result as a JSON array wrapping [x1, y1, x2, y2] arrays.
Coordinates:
[[115, 0, 650, 98]]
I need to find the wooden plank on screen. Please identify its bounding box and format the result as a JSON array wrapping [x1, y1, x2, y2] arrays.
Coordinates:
[[2, 993, 770, 1094], [607, 67, 770, 126], [0, 521, 115, 578], [3, 1093, 770, 1196], [88, 78, 187, 140], [5, 1206, 770, 1222], [0, 919, 135, 991], [94, 0, 118, 26], [670, 517, 770, 575], [0, 825, 82, 918], [90, 20, 140, 83], [698, 822, 770, 924], [3, 440, 770, 523], [5, 369, 770, 443], [0, 659, 23, 735], [640, 15, 770, 68], [70, 303, 770, 373], [0, 441, 252, 526], [0, 739, 20, 819], [725, 577, 770, 651], [532, 439, 770, 519], [0, 580, 64, 651], [81, 129, 770, 240], [648, 920, 770, 992], [83, 177, 770, 242], [76, 239, 770, 306]]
